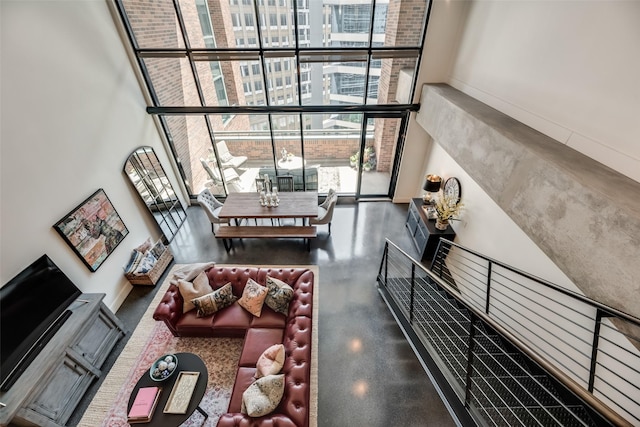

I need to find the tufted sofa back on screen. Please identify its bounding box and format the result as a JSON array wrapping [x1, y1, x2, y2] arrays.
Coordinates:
[[153, 266, 315, 427], [206, 266, 260, 296]]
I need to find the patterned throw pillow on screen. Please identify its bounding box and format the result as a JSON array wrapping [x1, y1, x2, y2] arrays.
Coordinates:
[[123, 250, 144, 274], [133, 251, 157, 274], [256, 344, 285, 378], [264, 276, 294, 315], [191, 283, 237, 317], [177, 271, 213, 313], [135, 237, 153, 253], [241, 374, 285, 417], [149, 240, 166, 259], [238, 278, 268, 317]]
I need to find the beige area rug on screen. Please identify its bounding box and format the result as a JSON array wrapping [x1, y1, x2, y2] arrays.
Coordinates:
[[79, 264, 319, 427]]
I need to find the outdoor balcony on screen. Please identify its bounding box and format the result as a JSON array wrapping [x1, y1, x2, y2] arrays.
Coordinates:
[[193, 129, 394, 196]]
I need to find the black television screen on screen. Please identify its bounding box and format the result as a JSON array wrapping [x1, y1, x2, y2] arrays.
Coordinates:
[[0, 254, 82, 391]]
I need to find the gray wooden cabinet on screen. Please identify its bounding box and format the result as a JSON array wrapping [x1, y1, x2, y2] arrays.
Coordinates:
[[406, 198, 456, 263], [0, 294, 124, 427]]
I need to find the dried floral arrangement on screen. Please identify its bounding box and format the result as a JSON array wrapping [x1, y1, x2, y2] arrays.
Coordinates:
[[434, 193, 463, 221]]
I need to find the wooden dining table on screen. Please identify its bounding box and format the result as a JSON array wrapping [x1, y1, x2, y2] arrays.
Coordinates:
[[216, 192, 319, 252], [218, 191, 318, 223]]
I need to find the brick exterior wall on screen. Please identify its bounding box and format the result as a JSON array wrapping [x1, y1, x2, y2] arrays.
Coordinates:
[[227, 137, 366, 164], [374, 0, 426, 172]]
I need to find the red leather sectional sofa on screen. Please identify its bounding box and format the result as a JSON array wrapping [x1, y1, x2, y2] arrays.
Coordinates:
[[152, 266, 314, 427]]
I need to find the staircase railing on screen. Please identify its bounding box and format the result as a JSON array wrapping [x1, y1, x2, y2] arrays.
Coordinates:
[[377, 238, 640, 427]]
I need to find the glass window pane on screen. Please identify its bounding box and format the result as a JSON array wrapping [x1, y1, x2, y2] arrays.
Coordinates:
[[272, 115, 308, 190], [183, 0, 215, 48], [309, 1, 372, 48], [143, 57, 198, 106], [195, 60, 265, 106], [121, 0, 184, 49], [367, 56, 418, 104], [360, 116, 402, 195], [163, 115, 213, 195], [190, 2, 259, 49], [265, 57, 299, 106], [207, 114, 275, 193], [381, 1, 426, 47], [258, 0, 295, 48], [300, 55, 367, 106], [302, 113, 362, 194]]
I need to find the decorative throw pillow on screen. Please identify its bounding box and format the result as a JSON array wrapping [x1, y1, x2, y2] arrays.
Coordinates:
[[241, 374, 285, 417], [191, 283, 237, 317], [149, 240, 166, 259], [255, 344, 285, 378], [177, 271, 213, 313], [123, 250, 144, 274], [238, 278, 268, 317], [133, 251, 157, 275], [135, 237, 153, 253], [264, 276, 294, 315]]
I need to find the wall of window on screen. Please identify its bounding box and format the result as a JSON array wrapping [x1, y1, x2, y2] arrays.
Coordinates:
[[114, 0, 429, 198]]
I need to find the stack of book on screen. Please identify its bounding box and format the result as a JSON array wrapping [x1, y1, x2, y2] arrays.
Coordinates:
[[127, 386, 162, 424]]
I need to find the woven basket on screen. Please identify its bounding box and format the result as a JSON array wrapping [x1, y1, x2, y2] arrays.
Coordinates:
[[125, 248, 173, 286]]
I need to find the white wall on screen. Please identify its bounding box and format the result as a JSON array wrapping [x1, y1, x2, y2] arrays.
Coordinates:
[[449, 0, 640, 183], [403, 0, 639, 275], [394, 0, 469, 203], [0, 0, 177, 312]]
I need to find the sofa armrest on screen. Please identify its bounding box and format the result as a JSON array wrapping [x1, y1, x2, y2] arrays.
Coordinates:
[[152, 283, 183, 336]]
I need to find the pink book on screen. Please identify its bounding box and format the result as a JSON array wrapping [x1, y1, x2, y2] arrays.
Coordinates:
[[128, 386, 161, 420]]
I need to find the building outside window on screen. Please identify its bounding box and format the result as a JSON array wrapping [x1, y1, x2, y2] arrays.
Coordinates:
[[116, 0, 427, 198]]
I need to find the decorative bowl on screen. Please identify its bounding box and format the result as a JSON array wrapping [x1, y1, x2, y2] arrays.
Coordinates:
[[149, 354, 178, 381]]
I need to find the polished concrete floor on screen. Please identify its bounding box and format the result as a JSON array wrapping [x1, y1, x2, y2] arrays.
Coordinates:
[[69, 200, 458, 427]]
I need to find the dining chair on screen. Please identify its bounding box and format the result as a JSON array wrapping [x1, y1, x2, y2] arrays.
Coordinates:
[[274, 175, 294, 225], [310, 188, 338, 234], [196, 188, 230, 235], [276, 175, 294, 192]]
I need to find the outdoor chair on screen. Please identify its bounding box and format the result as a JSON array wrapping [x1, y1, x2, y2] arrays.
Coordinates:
[[274, 175, 296, 225], [216, 140, 247, 170], [200, 158, 243, 192], [309, 188, 337, 234], [196, 188, 229, 235], [276, 175, 295, 192]]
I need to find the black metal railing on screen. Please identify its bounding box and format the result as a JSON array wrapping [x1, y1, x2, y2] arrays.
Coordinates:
[[377, 238, 640, 427]]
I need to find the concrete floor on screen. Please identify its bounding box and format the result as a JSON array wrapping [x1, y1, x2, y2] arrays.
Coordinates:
[[69, 200, 457, 427]]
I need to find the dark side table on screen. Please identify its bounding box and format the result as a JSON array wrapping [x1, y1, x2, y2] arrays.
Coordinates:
[[127, 352, 208, 427], [406, 198, 456, 263]]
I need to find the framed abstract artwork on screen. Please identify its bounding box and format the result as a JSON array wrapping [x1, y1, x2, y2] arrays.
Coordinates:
[[54, 189, 129, 272]]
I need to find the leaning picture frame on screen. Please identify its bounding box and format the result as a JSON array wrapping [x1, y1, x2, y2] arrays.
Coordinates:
[[53, 189, 129, 272]]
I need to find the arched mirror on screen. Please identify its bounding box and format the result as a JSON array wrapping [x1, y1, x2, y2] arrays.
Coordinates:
[[124, 146, 186, 242]]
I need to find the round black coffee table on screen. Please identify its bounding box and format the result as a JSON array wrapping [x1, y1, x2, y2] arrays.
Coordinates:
[[127, 352, 208, 426]]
